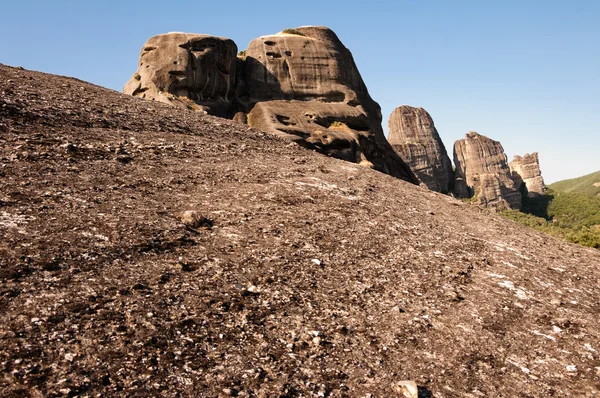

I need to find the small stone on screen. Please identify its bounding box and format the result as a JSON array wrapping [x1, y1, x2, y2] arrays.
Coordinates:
[[566, 365, 577, 373], [552, 325, 562, 333], [394, 380, 418, 398], [311, 259, 321, 266], [180, 210, 213, 229], [241, 285, 260, 296]]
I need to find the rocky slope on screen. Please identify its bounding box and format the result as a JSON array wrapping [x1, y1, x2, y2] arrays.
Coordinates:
[[510, 153, 546, 198], [2, 64, 600, 397], [454, 132, 522, 209], [123, 27, 417, 184], [388, 106, 453, 193]]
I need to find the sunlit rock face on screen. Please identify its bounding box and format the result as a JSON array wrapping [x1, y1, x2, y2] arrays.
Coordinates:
[[510, 153, 546, 198], [453, 132, 522, 210], [243, 26, 417, 183], [387, 106, 454, 193], [123, 27, 417, 183], [123, 33, 238, 117]]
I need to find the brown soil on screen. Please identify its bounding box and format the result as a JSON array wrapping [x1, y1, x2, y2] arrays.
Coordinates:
[[1, 64, 599, 397]]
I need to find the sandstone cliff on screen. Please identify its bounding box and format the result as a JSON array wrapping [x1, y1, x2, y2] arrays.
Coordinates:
[[123, 33, 238, 117], [454, 132, 522, 209], [510, 153, 546, 197], [387, 105, 453, 193], [122, 27, 417, 184], [242, 26, 416, 182]]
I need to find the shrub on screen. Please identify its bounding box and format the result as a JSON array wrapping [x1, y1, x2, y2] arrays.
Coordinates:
[[329, 121, 348, 129], [281, 28, 305, 36]]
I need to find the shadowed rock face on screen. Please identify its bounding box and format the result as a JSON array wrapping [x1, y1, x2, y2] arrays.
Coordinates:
[[243, 26, 417, 183], [454, 132, 522, 209], [510, 153, 546, 197], [388, 106, 453, 193], [123, 33, 238, 117]]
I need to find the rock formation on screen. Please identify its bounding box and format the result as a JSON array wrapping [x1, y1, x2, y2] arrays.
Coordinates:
[[387, 106, 453, 193], [241, 26, 416, 182], [509, 153, 546, 197], [123, 33, 238, 117], [454, 132, 522, 209], [123, 28, 417, 183]]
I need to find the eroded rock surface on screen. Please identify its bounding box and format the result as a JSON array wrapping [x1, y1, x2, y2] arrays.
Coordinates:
[[510, 153, 546, 197], [388, 105, 453, 193], [123, 28, 416, 183], [123, 33, 238, 117], [454, 132, 522, 209], [243, 26, 417, 182], [2, 64, 600, 398]]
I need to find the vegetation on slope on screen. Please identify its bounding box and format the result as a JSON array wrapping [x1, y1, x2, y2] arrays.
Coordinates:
[[501, 187, 600, 249], [549, 170, 600, 197]]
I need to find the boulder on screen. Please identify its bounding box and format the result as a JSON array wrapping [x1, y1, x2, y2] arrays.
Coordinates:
[[123, 33, 238, 117], [243, 26, 417, 183], [388, 105, 453, 193], [509, 153, 546, 197], [453, 132, 522, 209]]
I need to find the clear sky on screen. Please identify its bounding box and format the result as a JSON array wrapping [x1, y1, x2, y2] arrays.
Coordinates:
[[1, 0, 598, 183]]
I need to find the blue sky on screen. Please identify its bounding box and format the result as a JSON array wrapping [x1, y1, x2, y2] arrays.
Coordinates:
[[1, 0, 598, 183]]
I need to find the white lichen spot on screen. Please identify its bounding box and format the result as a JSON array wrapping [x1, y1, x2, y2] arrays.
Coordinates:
[[501, 260, 519, 268], [584, 343, 596, 352], [532, 330, 556, 341], [552, 325, 563, 334], [498, 280, 515, 289]]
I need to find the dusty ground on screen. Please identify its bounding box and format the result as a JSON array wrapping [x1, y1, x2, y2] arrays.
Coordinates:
[[1, 64, 600, 397]]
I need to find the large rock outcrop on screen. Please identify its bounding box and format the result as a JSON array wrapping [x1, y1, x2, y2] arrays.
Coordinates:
[[123, 28, 417, 184], [123, 33, 238, 117], [509, 153, 546, 197], [387, 106, 453, 193], [242, 26, 417, 183], [454, 132, 522, 209]]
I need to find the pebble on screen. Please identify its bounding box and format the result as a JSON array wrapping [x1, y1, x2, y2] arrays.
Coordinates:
[[394, 380, 418, 398]]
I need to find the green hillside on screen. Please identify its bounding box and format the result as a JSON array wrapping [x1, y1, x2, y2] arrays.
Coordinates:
[[549, 170, 600, 197], [501, 182, 600, 249]]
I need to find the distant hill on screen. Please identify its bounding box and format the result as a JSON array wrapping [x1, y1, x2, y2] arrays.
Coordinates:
[[502, 170, 600, 249], [549, 170, 600, 197]]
